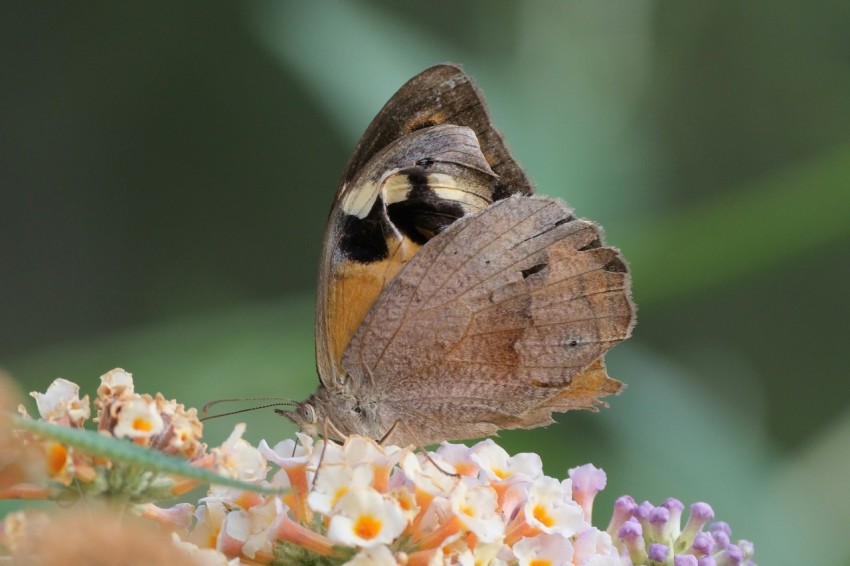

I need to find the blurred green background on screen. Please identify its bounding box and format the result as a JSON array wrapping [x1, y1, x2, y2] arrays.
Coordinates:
[[2, 2, 849, 564]]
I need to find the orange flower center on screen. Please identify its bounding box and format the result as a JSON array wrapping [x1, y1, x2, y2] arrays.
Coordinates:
[[492, 467, 509, 480], [353, 515, 382, 540], [532, 504, 554, 528], [132, 417, 154, 432], [455, 462, 477, 476], [332, 487, 348, 507], [529, 560, 552, 566], [46, 442, 67, 475]]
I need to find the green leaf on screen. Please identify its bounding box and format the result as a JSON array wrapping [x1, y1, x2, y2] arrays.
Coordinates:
[[11, 415, 281, 496]]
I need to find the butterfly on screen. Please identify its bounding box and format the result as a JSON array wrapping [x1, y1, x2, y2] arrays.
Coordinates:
[[279, 64, 635, 446]]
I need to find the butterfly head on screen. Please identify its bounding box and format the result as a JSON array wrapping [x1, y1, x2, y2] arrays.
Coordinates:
[[277, 399, 322, 437], [277, 386, 385, 442]]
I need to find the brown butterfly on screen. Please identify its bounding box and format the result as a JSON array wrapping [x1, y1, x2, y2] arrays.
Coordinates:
[[280, 64, 635, 446]]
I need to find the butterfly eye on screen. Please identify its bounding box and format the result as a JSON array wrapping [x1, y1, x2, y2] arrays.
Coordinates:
[[301, 403, 316, 424]]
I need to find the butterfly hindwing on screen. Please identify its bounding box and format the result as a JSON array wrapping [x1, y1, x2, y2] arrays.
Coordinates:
[[340, 196, 634, 445]]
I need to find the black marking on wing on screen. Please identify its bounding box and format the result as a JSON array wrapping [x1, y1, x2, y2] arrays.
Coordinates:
[[387, 166, 466, 245], [338, 198, 390, 263], [603, 256, 628, 273], [521, 262, 549, 279]]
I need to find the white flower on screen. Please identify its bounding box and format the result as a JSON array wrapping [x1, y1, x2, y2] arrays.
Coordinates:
[[189, 500, 228, 551], [112, 398, 164, 439], [343, 544, 398, 565], [308, 463, 374, 515], [212, 423, 267, 482], [448, 479, 505, 543], [572, 527, 619, 565], [523, 477, 587, 537], [400, 450, 459, 497], [171, 532, 239, 566], [340, 435, 402, 468], [513, 533, 574, 566], [236, 497, 283, 559], [97, 368, 135, 400], [437, 442, 479, 477], [470, 439, 542, 484], [258, 433, 314, 467], [31, 378, 90, 425], [327, 489, 407, 548]]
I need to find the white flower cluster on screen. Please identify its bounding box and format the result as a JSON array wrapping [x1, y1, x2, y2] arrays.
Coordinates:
[[14, 369, 205, 496], [180, 431, 623, 565]]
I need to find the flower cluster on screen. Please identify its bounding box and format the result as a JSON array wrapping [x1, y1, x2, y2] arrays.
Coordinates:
[[178, 434, 755, 565], [12, 369, 205, 500], [606, 495, 755, 566], [1, 372, 756, 565]]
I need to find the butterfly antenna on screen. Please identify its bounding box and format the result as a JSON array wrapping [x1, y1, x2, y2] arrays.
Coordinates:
[[201, 397, 297, 421]]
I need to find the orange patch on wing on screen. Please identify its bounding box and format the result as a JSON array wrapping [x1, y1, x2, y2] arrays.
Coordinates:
[[328, 237, 421, 365]]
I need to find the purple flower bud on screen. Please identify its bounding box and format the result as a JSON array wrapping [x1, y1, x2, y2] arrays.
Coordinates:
[[738, 540, 755, 558], [648, 543, 669, 562], [569, 463, 607, 493], [607, 495, 637, 537], [636, 500, 654, 522], [677, 502, 715, 551], [713, 530, 731, 549], [607, 499, 754, 565], [618, 519, 648, 564], [690, 532, 716, 556], [663, 497, 685, 529], [714, 544, 745, 566], [648, 506, 671, 543], [649, 506, 670, 526], [569, 463, 607, 523], [618, 518, 643, 542]]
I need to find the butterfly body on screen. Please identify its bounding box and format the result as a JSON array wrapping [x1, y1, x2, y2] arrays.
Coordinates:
[[282, 65, 634, 446]]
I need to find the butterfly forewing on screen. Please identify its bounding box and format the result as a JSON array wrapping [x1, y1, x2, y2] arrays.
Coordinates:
[[316, 65, 533, 387], [336, 64, 533, 200]]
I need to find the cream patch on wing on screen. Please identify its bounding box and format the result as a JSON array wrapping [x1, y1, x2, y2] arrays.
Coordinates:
[[339, 179, 381, 219], [382, 172, 491, 212], [382, 174, 412, 205], [427, 173, 491, 211]]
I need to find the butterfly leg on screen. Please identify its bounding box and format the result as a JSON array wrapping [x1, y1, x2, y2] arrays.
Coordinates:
[[381, 419, 458, 478], [312, 418, 348, 489], [378, 419, 402, 445]]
